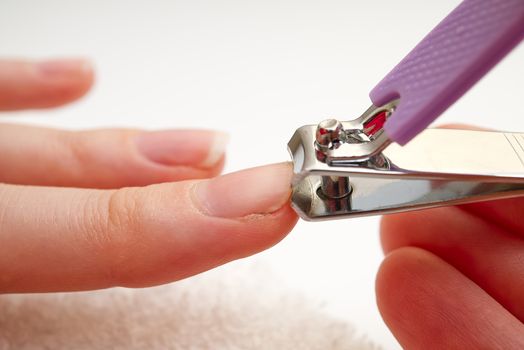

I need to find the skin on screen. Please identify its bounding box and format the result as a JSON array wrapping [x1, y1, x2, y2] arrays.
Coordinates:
[[377, 163, 524, 347], [0, 58, 298, 293], [2, 57, 523, 348]]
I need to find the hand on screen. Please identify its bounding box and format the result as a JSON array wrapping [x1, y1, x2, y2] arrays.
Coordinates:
[[377, 195, 524, 348], [0, 58, 297, 293]]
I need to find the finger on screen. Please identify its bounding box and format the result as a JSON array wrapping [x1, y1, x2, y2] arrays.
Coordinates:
[[434, 124, 524, 234], [0, 58, 94, 110], [435, 123, 489, 131], [461, 198, 524, 236], [376, 247, 524, 349], [0, 123, 227, 187], [0, 163, 297, 293], [381, 207, 524, 321]]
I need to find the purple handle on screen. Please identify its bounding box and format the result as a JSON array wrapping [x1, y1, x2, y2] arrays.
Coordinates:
[[371, 0, 524, 145]]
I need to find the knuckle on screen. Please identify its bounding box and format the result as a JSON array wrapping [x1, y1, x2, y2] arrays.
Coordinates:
[[62, 130, 109, 169], [66, 130, 135, 165], [106, 188, 144, 236], [81, 187, 148, 285], [63, 131, 92, 166], [61, 129, 139, 187]]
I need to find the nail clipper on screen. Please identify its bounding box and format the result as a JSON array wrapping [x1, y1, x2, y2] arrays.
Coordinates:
[[288, 0, 524, 221]]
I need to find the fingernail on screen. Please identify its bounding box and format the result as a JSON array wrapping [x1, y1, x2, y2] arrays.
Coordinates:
[[135, 130, 228, 168], [37, 58, 93, 76], [194, 162, 293, 218]]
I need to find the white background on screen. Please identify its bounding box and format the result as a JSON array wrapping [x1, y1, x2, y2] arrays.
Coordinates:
[[1, 0, 523, 348]]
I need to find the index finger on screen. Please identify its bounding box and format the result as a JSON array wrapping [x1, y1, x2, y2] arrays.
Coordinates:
[[0, 163, 297, 293]]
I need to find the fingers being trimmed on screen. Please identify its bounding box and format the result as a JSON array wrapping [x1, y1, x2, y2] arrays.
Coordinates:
[[376, 247, 524, 350], [0, 123, 227, 187], [0, 163, 297, 293], [380, 208, 524, 322], [0, 58, 94, 110]]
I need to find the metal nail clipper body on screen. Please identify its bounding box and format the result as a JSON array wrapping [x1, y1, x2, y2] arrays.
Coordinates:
[[288, 104, 524, 221], [288, 0, 524, 221]]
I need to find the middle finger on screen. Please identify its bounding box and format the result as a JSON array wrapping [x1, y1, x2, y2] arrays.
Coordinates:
[[0, 123, 227, 188]]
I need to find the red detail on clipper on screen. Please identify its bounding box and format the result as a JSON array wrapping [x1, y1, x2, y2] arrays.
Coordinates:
[[363, 110, 388, 137]]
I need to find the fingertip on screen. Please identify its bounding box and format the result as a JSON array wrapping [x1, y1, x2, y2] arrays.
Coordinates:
[[36, 58, 95, 107], [379, 212, 415, 254], [0, 58, 95, 110], [205, 153, 226, 177], [70, 58, 95, 100], [233, 203, 299, 258], [194, 162, 293, 219], [201, 131, 229, 168], [376, 247, 451, 348], [376, 247, 429, 301], [377, 247, 412, 306], [379, 215, 395, 254]]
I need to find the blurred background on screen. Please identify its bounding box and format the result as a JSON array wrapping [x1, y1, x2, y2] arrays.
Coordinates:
[[1, 0, 522, 348]]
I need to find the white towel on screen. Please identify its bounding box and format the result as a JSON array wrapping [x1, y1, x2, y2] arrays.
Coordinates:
[[0, 262, 377, 350]]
